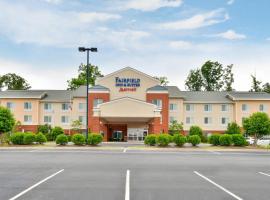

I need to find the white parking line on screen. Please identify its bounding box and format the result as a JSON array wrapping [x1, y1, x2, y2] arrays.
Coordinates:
[[259, 172, 270, 177], [9, 169, 64, 200], [194, 171, 243, 200], [125, 170, 130, 200], [123, 148, 127, 153], [207, 150, 222, 155]]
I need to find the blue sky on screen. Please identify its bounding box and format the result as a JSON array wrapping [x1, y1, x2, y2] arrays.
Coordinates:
[[0, 0, 269, 90]]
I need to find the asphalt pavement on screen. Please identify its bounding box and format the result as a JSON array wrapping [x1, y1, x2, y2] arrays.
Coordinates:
[[0, 149, 270, 200]]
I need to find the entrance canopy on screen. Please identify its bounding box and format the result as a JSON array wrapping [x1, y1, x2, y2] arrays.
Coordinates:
[[93, 97, 161, 123]]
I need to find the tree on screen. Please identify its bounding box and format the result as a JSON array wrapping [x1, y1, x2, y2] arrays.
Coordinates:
[[223, 64, 234, 91], [243, 112, 270, 146], [0, 106, 16, 134], [189, 126, 203, 138], [263, 82, 270, 93], [0, 73, 31, 90], [154, 76, 169, 86], [169, 120, 183, 135], [249, 75, 262, 92], [67, 63, 103, 90], [185, 61, 234, 91], [37, 124, 52, 134], [71, 120, 82, 132], [225, 122, 241, 135], [185, 69, 203, 91]]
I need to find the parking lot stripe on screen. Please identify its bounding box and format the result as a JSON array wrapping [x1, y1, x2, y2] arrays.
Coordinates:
[[259, 172, 270, 177], [194, 171, 243, 200], [9, 169, 64, 200], [207, 150, 222, 155], [123, 148, 127, 153], [125, 170, 130, 200]]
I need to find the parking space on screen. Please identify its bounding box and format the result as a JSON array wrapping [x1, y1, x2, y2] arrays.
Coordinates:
[[0, 150, 270, 200]]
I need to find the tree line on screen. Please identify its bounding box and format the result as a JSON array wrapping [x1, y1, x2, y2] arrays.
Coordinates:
[[1, 61, 269, 92]]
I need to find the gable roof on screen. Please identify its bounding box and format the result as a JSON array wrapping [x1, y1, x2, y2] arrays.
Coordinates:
[[0, 90, 47, 99], [89, 85, 110, 92], [227, 92, 270, 100], [165, 86, 183, 98], [96, 67, 160, 84], [147, 85, 168, 92]]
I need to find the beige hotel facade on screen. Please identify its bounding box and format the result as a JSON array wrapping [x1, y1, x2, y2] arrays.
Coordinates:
[[1, 67, 270, 141]]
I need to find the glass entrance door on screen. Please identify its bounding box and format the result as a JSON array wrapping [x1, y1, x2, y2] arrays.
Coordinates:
[[112, 131, 123, 141], [128, 128, 148, 141]]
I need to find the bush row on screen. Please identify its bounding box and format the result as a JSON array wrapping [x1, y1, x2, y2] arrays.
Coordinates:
[[144, 134, 201, 147], [208, 134, 248, 146], [10, 132, 47, 145], [56, 133, 103, 146]]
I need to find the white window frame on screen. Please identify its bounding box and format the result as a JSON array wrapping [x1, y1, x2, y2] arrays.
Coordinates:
[[44, 115, 52, 124], [221, 117, 229, 126], [169, 116, 176, 124], [204, 117, 212, 125], [204, 104, 212, 112], [242, 104, 249, 112], [152, 99, 162, 109], [6, 102, 15, 110], [185, 104, 194, 112], [24, 115, 32, 124], [185, 117, 194, 125], [93, 99, 104, 108], [79, 116, 86, 125], [259, 104, 266, 112], [169, 103, 177, 111], [61, 116, 69, 124], [24, 102, 32, 111], [62, 103, 70, 111], [78, 103, 86, 111], [44, 103, 52, 112], [221, 104, 229, 112]]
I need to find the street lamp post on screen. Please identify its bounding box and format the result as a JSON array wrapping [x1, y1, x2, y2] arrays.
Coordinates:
[[78, 47, 98, 142]]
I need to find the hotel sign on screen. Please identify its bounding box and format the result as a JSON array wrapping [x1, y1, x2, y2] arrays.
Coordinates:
[[115, 77, 140, 92]]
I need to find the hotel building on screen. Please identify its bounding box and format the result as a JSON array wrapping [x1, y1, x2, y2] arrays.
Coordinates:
[[1, 67, 270, 141]]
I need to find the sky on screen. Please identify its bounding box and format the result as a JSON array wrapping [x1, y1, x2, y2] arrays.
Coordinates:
[[0, 0, 269, 90]]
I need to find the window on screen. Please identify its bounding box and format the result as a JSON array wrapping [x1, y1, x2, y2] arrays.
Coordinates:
[[24, 102, 32, 110], [186, 117, 194, 125], [169, 103, 177, 111], [93, 99, 104, 108], [152, 99, 162, 109], [204, 117, 212, 125], [44, 103, 52, 111], [79, 116, 86, 125], [204, 104, 212, 112], [169, 117, 176, 123], [242, 104, 248, 112], [24, 115, 32, 123], [62, 103, 70, 111], [61, 116, 69, 124], [44, 116, 52, 124], [259, 104, 266, 112], [186, 104, 194, 112], [221, 117, 229, 125], [221, 104, 229, 112], [79, 103, 86, 111], [6, 102, 15, 110]]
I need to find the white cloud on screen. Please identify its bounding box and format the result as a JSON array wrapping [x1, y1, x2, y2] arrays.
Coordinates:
[[43, 0, 63, 4], [78, 12, 121, 23], [121, 0, 182, 11], [157, 9, 229, 30], [169, 40, 193, 49], [227, 0, 235, 5], [213, 30, 246, 40]]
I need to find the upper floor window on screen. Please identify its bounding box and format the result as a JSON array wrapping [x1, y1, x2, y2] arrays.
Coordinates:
[[204, 117, 212, 125], [242, 104, 248, 112], [204, 104, 212, 112], [259, 104, 266, 112], [24, 115, 32, 123], [94, 99, 104, 108], [169, 116, 176, 124], [78, 103, 86, 111], [169, 103, 177, 111], [24, 102, 32, 111], [221, 104, 229, 112], [152, 99, 162, 109], [186, 117, 194, 125], [186, 104, 194, 112], [221, 117, 229, 125], [6, 102, 15, 110], [61, 116, 69, 124], [44, 116, 52, 124], [79, 116, 86, 125], [44, 103, 52, 111], [62, 103, 70, 111]]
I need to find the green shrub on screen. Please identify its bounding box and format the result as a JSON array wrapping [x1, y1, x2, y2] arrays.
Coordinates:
[[201, 135, 208, 143], [208, 134, 221, 146], [144, 134, 157, 146], [189, 126, 203, 138], [45, 132, 54, 141], [225, 122, 241, 135], [23, 133, 36, 145], [188, 135, 201, 146], [0, 133, 10, 145], [67, 135, 72, 142], [72, 134, 85, 145], [55, 134, 68, 145], [219, 134, 232, 146], [87, 133, 103, 145], [173, 134, 187, 147], [35, 133, 47, 144], [10, 132, 24, 145], [168, 134, 174, 143], [51, 126, 64, 141], [37, 124, 52, 134], [232, 134, 246, 146], [156, 134, 170, 147]]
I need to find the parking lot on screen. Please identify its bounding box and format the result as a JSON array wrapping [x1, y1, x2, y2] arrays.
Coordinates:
[[0, 149, 270, 200]]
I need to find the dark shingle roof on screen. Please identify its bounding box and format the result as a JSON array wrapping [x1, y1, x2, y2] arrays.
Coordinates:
[[0, 90, 46, 99], [147, 85, 168, 91], [227, 92, 270, 100], [165, 86, 183, 98], [179, 91, 233, 103]]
